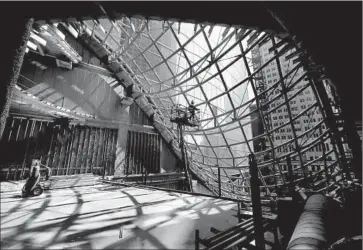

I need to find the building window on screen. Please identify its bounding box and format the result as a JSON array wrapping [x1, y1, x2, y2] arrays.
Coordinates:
[[294, 120, 300, 124], [310, 156, 313, 160]]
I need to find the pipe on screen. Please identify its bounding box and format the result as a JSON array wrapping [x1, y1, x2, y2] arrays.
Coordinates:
[[287, 194, 331, 249]]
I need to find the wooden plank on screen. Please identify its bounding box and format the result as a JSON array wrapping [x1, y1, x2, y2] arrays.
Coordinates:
[[62, 125, 75, 176], [91, 128, 100, 173], [152, 134, 156, 174], [95, 128, 104, 173], [130, 131, 135, 174], [102, 128, 110, 176], [68, 126, 82, 174], [137, 131, 141, 174], [69, 127, 81, 175], [45, 125, 56, 167], [82, 127, 91, 174], [1, 117, 13, 144], [20, 119, 35, 179], [125, 130, 130, 175], [75, 128, 86, 174], [85, 127, 94, 173], [111, 129, 117, 175], [15, 118, 23, 141], [58, 126, 70, 175], [33, 121, 43, 159], [52, 128, 61, 175], [7, 117, 15, 142]]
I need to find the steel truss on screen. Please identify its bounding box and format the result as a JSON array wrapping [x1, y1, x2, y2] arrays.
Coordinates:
[[28, 12, 357, 202]]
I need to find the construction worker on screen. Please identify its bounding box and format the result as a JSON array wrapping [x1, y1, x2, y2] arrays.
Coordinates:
[[22, 159, 51, 196], [188, 100, 199, 121]]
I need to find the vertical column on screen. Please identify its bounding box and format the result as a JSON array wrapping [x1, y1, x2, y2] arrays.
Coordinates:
[[81, 127, 91, 174], [319, 127, 330, 192], [155, 134, 160, 173], [75, 128, 85, 174], [149, 134, 154, 173], [62, 125, 74, 175], [286, 156, 295, 195], [0, 17, 33, 139], [95, 128, 104, 174], [135, 131, 139, 175], [102, 129, 110, 177], [130, 131, 135, 174], [141, 132, 146, 175], [218, 167, 221, 197], [109, 129, 116, 175], [125, 131, 130, 175], [45, 125, 56, 167], [52, 128, 61, 176], [91, 128, 100, 173], [20, 119, 31, 179], [86, 127, 95, 173], [249, 153, 265, 250], [68, 126, 81, 175]]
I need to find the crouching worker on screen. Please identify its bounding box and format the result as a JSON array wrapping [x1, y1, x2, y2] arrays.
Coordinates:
[[22, 159, 51, 197]]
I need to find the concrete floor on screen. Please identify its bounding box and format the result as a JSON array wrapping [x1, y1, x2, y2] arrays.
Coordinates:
[[1, 184, 239, 249]]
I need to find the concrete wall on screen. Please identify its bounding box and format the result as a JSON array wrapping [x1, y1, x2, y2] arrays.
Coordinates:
[[160, 141, 178, 173], [19, 61, 179, 176], [20, 65, 124, 121]]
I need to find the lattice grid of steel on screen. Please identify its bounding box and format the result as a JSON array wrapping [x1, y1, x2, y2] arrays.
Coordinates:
[[22, 15, 355, 201]]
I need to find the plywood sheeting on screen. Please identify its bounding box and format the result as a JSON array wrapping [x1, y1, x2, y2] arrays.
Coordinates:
[[0, 116, 118, 180], [125, 130, 161, 175]]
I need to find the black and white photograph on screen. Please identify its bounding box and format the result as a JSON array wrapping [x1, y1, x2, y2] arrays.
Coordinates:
[[0, 1, 361, 250]]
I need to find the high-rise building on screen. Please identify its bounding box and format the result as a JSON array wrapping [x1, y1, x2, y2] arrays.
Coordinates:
[[251, 39, 336, 174]]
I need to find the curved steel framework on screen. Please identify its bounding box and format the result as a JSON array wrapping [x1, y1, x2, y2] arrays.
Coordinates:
[[23, 15, 355, 201]]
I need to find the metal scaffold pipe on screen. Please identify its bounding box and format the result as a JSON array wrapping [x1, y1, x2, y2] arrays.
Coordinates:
[[287, 194, 331, 249]]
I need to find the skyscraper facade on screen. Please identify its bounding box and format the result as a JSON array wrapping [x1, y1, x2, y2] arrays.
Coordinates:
[[251, 39, 336, 175]]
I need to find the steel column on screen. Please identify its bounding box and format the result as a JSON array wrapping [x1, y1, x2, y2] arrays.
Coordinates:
[[248, 153, 265, 250]]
